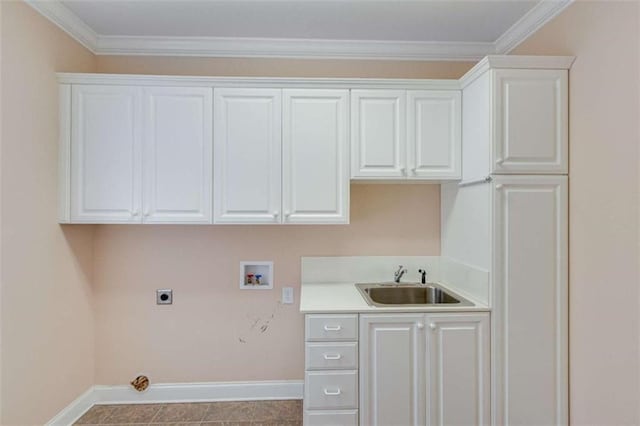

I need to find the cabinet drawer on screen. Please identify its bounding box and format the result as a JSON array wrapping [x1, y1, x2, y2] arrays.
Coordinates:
[[306, 342, 358, 370], [305, 371, 358, 410], [304, 409, 358, 426], [306, 314, 358, 341]]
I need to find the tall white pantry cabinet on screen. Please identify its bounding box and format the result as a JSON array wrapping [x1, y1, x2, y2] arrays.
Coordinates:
[[442, 56, 573, 426]]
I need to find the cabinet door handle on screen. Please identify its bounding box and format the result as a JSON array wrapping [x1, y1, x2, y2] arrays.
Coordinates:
[[410, 167, 417, 174], [496, 158, 504, 165], [496, 184, 504, 190], [323, 388, 342, 396], [144, 210, 150, 217], [429, 323, 436, 330], [323, 353, 342, 360], [273, 211, 279, 218], [400, 167, 406, 175], [284, 211, 291, 218], [416, 322, 425, 330], [323, 325, 342, 332], [131, 209, 139, 217]]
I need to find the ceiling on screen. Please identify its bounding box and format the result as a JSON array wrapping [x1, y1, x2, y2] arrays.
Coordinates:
[[26, 0, 572, 61]]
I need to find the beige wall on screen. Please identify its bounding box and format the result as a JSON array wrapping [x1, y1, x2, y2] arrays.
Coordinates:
[[513, 1, 640, 424], [0, 1, 4, 421], [94, 184, 442, 383], [1, 2, 96, 425]]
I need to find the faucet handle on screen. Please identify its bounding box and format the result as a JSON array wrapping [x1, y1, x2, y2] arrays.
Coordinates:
[[418, 269, 427, 284]]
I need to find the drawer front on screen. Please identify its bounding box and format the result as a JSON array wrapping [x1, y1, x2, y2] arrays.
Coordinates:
[[305, 371, 358, 410], [306, 314, 358, 341], [306, 342, 358, 370], [304, 409, 358, 426]]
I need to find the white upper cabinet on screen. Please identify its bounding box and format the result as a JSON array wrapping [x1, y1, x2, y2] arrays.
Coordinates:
[[213, 88, 349, 225], [407, 90, 462, 179], [283, 89, 349, 224], [351, 89, 461, 180], [492, 69, 568, 174], [351, 90, 406, 178], [213, 88, 282, 224], [461, 58, 572, 179], [62, 59, 570, 225], [143, 87, 212, 224], [70, 85, 143, 223], [68, 84, 213, 224]]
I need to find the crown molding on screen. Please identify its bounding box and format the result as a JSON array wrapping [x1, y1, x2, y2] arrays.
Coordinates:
[[26, 0, 574, 61], [24, 0, 98, 53], [494, 0, 574, 54], [95, 36, 491, 61]]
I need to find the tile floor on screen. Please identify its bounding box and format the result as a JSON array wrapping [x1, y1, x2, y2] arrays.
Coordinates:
[[74, 400, 302, 425]]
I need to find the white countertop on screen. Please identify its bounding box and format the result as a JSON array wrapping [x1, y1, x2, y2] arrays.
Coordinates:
[[299, 281, 490, 313]]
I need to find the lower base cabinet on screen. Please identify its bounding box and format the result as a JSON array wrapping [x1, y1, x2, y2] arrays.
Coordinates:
[[359, 313, 490, 426], [305, 314, 359, 425], [425, 313, 491, 426], [359, 314, 425, 426], [304, 312, 490, 426]]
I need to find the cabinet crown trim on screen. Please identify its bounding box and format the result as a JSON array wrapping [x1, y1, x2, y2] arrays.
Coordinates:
[[57, 73, 462, 90], [459, 55, 575, 88]]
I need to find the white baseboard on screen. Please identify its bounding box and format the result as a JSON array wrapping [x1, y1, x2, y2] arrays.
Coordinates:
[[46, 387, 97, 426], [93, 380, 304, 404], [47, 380, 304, 426]]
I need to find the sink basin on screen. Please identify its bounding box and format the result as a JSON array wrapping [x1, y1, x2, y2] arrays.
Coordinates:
[[356, 283, 473, 307]]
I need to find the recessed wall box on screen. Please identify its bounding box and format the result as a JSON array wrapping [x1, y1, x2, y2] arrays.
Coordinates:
[[240, 261, 273, 290]]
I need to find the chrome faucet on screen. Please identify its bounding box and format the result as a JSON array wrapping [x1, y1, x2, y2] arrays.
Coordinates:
[[393, 265, 407, 283]]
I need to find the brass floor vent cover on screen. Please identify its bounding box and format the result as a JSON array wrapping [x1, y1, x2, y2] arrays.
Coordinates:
[[130, 375, 149, 392]]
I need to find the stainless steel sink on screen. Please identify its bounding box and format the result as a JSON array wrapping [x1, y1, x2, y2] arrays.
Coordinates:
[[356, 282, 473, 307]]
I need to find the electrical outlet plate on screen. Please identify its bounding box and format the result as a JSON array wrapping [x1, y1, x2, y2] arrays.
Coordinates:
[[156, 289, 173, 305], [282, 287, 294, 304]]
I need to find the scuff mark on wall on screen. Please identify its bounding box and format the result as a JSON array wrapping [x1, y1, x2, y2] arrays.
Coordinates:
[[238, 301, 282, 343]]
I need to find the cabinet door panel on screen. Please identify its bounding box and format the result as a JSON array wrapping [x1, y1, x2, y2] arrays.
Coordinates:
[[492, 176, 568, 425], [360, 314, 425, 426], [407, 90, 461, 179], [213, 88, 281, 224], [351, 90, 405, 178], [492, 69, 568, 174], [426, 313, 490, 426], [282, 89, 349, 224], [71, 85, 142, 223], [143, 87, 212, 223]]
